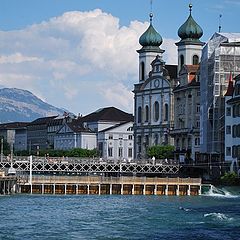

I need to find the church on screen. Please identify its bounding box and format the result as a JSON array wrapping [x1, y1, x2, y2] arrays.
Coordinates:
[[133, 4, 204, 160]]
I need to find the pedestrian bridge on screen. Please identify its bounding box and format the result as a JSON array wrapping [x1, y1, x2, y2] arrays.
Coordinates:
[[0, 156, 179, 175]]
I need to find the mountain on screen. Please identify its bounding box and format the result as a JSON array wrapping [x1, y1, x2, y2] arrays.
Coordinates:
[[0, 88, 67, 123]]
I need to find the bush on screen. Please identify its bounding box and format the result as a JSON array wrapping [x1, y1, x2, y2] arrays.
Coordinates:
[[220, 172, 240, 185], [147, 145, 174, 159]]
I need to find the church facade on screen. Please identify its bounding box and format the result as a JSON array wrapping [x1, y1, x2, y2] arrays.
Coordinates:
[[133, 13, 176, 159]]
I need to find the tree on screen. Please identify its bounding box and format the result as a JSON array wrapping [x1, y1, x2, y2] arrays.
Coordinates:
[[147, 145, 174, 159]]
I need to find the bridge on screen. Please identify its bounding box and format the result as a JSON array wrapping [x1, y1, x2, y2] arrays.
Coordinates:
[[0, 156, 180, 175]]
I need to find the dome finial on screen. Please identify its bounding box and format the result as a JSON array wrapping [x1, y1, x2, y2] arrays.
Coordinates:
[[149, 12, 153, 24], [189, 3, 192, 14]]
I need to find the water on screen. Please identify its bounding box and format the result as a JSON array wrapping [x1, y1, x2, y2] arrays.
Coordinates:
[[1, 189, 240, 240]]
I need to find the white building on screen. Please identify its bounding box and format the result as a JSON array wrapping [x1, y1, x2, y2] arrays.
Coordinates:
[[54, 120, 96, 150], [98, 121, 134, 161], [200, 32, 240, 157], [225, 74, 240, 161], [81, 107, 134, 158]]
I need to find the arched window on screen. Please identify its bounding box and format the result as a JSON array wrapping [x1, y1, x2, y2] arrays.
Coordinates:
[[145, 105, 149, 122], [193, 55, 199, 65], [154, 101, 159, 121], [164, 103, 169, 121], [140, 62, 145, 81], [180, 55, 184, 67], [138, 106, 142, 123]]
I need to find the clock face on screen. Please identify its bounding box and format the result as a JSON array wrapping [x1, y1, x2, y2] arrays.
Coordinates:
[[154, 79, 160, 88]]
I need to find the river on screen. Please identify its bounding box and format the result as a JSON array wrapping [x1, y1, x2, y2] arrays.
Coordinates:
[[1, 187, 240, 240]]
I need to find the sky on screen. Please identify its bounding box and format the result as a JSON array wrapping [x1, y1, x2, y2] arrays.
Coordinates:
[[0, 0, 239, 116]]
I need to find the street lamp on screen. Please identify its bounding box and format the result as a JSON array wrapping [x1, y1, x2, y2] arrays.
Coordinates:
[[0, 137, 3, 162]]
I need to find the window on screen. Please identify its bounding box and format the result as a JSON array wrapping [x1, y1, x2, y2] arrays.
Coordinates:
[[226, 147, 231, 156], [154, 101, 159, 121], [145, 105, 149, 122], [154, 134, 159, 145], [138, 107, 142, 123], [196, 104, 200, 113], [128, 148, 133, 158], [119, 134, 123, 140], [108, 147, 113, 157], [118, 147, 123, 158], [164, 103, 169, 121], [128, 135, 133, 140], [109, 134, 113, 139], [226, 107, 231, 116], [140, 62, 145, 81], [226, 126, 231, 134], [192, 55, 199, 65], [197, 121, 200, 128], [180, 55, 184, 67]]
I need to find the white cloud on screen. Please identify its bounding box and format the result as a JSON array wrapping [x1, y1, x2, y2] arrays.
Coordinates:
[[0, 9, 177, 115]]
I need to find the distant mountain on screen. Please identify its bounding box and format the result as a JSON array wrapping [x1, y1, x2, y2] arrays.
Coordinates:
[[0, 88, 67, 123]]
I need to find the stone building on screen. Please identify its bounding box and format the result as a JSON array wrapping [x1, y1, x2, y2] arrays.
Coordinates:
[[133, 13, 177, 159]]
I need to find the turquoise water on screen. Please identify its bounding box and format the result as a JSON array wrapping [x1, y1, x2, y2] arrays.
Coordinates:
[[1, 190, 240, 240]]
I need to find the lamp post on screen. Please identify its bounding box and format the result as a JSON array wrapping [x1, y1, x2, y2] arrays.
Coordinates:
[[0, 138, 3, 162]]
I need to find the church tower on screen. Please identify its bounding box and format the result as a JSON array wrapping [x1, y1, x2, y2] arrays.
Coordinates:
[[176, 4, 204, 75], [133, 13, 175, 159], [137, 13, 164, 82]]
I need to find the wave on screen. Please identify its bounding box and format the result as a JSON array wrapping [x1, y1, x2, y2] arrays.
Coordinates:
[[204, 212, 233, 221], [203, 185, 239, 198]]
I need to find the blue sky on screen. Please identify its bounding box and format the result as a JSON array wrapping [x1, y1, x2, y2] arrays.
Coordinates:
[[0, 0, 239, 115]]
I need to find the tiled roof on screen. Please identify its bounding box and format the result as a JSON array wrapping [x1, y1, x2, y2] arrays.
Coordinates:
[[0, 122, 29, 130], [225, 73, 234, 96], [28, 116, 58, 125], [81, 107, 134, 122]]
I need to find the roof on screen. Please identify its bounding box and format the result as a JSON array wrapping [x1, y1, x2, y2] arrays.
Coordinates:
[[28, 115, 58, 126], [0, 122, 29, 130], [225, 73, 234, 97], [185, 64, 199, 73], [67, 120, 93, 133], [99, 121, 133, 133], [81, 107, 134, 123]]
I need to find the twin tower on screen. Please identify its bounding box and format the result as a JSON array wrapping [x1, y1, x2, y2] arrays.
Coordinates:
[[133, 4, 204, 159]]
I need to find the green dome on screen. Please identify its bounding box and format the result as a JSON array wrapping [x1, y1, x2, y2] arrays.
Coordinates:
[[178, 4, 203, 41], [139, 13, 163, 47]]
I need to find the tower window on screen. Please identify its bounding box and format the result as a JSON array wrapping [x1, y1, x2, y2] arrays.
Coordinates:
[[140, 62, 145, 81], [180, 55, 184, 67], [138, 106, 142, 123], [193, 55, 199, 65], [154, 101, 159, 121], [145, 105, 149, 122]]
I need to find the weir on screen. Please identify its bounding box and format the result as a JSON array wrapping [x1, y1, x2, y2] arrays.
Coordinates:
[[18, 175, 202, 196], [0, 171, 18, 195]]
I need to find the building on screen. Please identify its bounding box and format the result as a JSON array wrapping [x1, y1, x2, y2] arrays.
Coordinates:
[[0, 122, 28, 151], [27, 116, 57, 152], [171, 4, 204, 162], [47, 114, 75, 148], [200, 32, 240, 158], [81, 107, 134, 158], [133, 13, 177, 159], [225, 73, 240, 161], [54, 119, 96, 150], [172, 65, 201, 162], [98, 121, 134, 161]]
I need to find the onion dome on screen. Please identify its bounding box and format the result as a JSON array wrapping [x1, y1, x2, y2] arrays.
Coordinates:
[[139, 13, 163, 47], [178, 4, 203, 42]]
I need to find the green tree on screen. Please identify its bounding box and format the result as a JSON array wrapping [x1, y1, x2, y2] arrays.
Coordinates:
[[220, 172, 240, 185], [147, 145, 174, 159]]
